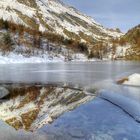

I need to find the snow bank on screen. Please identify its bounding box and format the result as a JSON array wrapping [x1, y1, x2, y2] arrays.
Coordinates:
[[0, 52, 97, 64], [123, 73, 140, 86], [99, 90, 140, 122], [71, 53, 97, 62], [0, 53, 64, 64]]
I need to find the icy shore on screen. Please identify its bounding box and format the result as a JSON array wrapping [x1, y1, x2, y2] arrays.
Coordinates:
[[0, 52, 97, 64]]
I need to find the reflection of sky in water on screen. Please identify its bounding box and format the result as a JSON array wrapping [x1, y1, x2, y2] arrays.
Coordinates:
[[41, 81, 140, 140]]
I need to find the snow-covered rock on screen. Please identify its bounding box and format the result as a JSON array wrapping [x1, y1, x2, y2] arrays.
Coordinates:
[[123, 73, 140, 86]]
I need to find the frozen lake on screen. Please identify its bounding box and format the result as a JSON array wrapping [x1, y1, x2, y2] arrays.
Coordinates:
[[0, 61, 140, 87], [0, 61, 140, 140]]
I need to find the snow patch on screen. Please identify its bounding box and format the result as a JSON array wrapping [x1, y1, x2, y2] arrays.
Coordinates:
[[124, 73, 140, 86], [0, 52, 98, 64], [0, 52, 64, 64]]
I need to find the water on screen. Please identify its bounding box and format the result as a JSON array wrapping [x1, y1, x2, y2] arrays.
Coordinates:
[[0, 61, 140, 87], [0, 61, 140, 140]]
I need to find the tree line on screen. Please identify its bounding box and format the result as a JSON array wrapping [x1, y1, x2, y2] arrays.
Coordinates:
[[0, 19, 89, 55]]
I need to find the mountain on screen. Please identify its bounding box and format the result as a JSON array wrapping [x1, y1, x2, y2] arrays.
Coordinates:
[[123, 24, 140, 44], [0, 0, 122, 43], [122, 24, 140, 60]]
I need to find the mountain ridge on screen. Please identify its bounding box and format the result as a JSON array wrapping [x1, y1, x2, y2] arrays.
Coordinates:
[[122, 24, 140, 60], [0, 0, 123, 43]]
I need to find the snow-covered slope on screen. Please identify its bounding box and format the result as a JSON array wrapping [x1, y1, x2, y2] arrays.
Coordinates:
[[0, 0, 122, 42]]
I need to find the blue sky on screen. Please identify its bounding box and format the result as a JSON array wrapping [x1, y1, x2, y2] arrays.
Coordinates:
[[62, 0, 140, 32]]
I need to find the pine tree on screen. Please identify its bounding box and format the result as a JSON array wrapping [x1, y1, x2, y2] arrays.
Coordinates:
[[1, 33, 13, 54]]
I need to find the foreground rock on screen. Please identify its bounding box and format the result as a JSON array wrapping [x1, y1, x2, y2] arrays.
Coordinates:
[[117, 73, 140, 86], [123, 73, 140, 86]]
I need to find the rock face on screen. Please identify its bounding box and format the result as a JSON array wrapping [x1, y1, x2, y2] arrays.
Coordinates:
[[0, 0, 122, 42], [0, 85, 95, 131]]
